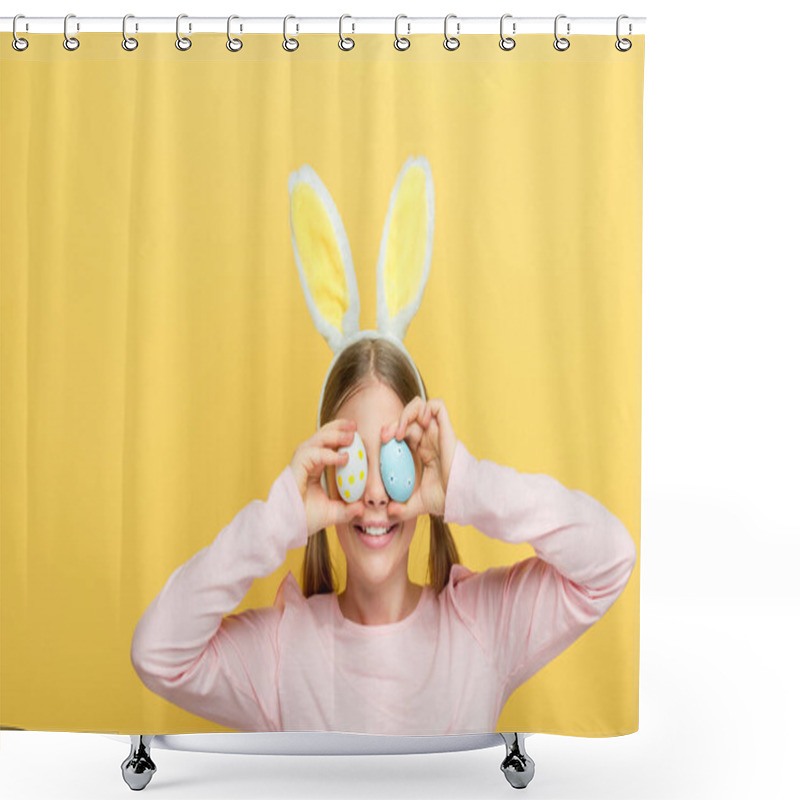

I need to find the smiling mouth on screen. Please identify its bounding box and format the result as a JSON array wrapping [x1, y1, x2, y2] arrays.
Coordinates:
[[354, 523, 399, 537]]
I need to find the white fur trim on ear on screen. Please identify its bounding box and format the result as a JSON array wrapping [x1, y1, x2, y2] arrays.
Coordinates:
[[288, 164, 361, 354], [376, 155, 435, 342]]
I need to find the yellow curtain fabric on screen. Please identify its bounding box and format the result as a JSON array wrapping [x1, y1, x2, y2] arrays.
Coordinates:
[[0, 33, 643, 735]]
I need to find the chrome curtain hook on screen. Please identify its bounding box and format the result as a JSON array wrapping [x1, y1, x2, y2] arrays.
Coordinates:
[[12, 14, 29, 51], [615, 14, 632, 51], [553, 14, 570, 51], [63, 13, 80, 51], [283, 15, 299, 51], [443, 14, 460, 51], [394, 14, 410, 51], [176, 13, 192, 50], [227, 15, 243, 51], [122, 14, 139, 51], [499, 14, 516, 51], [339, 14, 355, 51]]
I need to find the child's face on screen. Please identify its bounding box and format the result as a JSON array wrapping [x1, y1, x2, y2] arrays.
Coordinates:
[[325, 378, 421, 590]]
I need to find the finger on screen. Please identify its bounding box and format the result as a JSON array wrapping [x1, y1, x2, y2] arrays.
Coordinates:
[[424, 398, 450, 430], [381, 422, 400, 444], [313, 418, 358, 449], [419, 399, 441, 432], [383, 397, 425, 442], [399, 397, 427, 440], [402, 419, 426, 454], [304, 428, 355, 466], [304, 446, 350, 476], [425, 400, 455, 461], [385, 415, 424, 446], [414, 400, 446, 450]]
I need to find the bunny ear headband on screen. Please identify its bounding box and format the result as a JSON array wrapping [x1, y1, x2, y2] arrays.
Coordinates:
[[287, 155, 435, 433]]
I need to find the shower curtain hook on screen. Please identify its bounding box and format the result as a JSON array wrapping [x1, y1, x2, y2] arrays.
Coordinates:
[[394, 15, 410, 50], [63, 13, 80, 51], [122, 15, 139, 51], [339, 15, 355, 51], [283, 15, 299, 51], [227, 15, 243, 52], [553, 14, 570, 51], [11, 14, 29, 51], [443, 14, 460, 51], [175, 14, 192, 50], [615, 15, 632, 51], [499, 14, 516, 51]]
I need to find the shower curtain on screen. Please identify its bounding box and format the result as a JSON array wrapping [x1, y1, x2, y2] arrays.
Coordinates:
[[0, 30, 643, 737]]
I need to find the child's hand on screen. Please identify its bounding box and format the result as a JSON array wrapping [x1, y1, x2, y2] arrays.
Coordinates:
[[290, 419, 366, 537], [381, 397, 457, 521]]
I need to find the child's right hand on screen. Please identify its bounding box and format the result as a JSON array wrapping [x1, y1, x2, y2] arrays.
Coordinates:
[[289, 418, 366, 537]]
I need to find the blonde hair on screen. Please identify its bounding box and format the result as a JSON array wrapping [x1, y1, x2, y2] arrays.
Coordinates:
[[302, 338, 460, 597]]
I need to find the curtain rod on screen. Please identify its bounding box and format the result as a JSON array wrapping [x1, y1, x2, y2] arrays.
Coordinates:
[[2, 16, 646, 36]]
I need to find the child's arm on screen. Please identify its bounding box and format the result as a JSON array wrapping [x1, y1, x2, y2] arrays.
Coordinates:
[[443, 439, 638, 692], [130, 465, 308, 731]]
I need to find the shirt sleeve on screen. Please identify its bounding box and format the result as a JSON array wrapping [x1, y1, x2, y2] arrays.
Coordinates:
[[129, 465, 309, 731], [443, 439, 638, 692]]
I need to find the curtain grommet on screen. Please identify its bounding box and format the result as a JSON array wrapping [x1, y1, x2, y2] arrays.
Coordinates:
[[175, 14, 192, 51], [553, 14, 570, 51], [394, 15, 411, 51], [63, 13, 80, 51], [339, 14, 355, 51], [283, 15, 299, 51], [12, 14, 29, 51], [226, 15, 243, 52], [122, 14, 139, 51], [443, 14, 460, 51], [615, 15, 632, 51], [499, 14, 516, 51]]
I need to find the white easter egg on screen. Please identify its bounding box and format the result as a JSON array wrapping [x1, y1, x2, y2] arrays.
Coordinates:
[[335, 429, 367, 503]]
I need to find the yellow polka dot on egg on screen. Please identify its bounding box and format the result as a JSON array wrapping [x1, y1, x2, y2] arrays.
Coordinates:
[[359, 449, 363, 459], [359, 470, 364, 480], [338, 476, 342, 487], [348, 475, 354, 485], [345, 490, 350, 498]]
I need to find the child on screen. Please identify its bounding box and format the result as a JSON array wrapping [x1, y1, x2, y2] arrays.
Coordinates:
[[130, 157, 637, 735]]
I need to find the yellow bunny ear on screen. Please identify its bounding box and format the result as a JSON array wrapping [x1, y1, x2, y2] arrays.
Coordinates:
[[376, 155, 434, 342], [288, 165, 360, 353]]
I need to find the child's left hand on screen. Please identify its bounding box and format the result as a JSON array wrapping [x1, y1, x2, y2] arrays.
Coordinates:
[[381, 397, 457, 520]]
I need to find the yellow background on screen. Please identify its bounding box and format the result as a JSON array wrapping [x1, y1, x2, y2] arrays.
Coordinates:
[[1, 33, 643, 735]]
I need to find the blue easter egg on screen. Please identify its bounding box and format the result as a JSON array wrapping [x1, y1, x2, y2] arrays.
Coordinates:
[[379, 438, 416, 503]]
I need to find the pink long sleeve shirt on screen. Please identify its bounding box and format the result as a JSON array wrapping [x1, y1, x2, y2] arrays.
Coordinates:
[[131, 439, 637, 735]]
